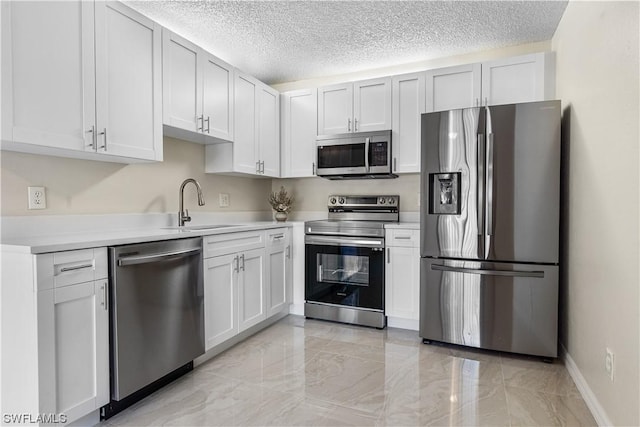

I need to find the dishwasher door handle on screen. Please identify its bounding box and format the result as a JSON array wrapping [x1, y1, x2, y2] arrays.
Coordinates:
[[118, 248, 201, 267]]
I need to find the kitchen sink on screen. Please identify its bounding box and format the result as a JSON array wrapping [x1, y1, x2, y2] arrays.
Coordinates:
[[164, 224, 237, 231]]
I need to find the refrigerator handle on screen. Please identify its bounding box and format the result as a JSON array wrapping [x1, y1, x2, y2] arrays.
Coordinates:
[[431, 264, 544, 278], [477, 133, 485, 238], [486, 132, 495, 240]]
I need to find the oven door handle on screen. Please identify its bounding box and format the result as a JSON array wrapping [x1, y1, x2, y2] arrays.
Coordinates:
[[305, 235, 384, 248]]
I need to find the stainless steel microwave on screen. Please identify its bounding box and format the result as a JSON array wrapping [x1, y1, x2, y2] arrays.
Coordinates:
[[315, 130, 397, 179]]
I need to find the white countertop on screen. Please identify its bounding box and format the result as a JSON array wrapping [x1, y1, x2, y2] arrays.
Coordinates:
[[385, 222, 420, 230], [1, 221, 293, 254]]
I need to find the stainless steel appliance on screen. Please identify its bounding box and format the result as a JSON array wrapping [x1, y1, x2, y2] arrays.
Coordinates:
[[420, 100, 561, 358], [305, 195, 399, 328], [104, 238, 204, 418], [316, 131, 397, 179]]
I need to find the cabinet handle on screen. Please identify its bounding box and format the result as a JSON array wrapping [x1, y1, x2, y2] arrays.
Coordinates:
[[86, 125, 96, 149], [197, 115, 203, 131], [393, 157, 397, 172], [205, 116, 210, 133], [286, 245, 290, 259], [387, 248, 390, 263], [484, 97, 488, 106], [102, 283, 108, 311], [260, 161, 265, 173], [312, 162, 316, 175], [273, 234, 285, 240], [59, 263, 94, 273], [240, 254, 245, 271], [98, 128, 107, 150], [347, 118, 351, 132], [394, 236, 412, 240], [234, 255, 239, 273], [256, 161, 260, 173], [354, 118, 358, 132]]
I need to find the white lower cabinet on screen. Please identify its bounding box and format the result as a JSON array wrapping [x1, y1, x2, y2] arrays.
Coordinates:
[[203, 253, 239, 349], [385, 228, 420, 330], [265, 228, 292, 317], [203, 228, 291, 351], [51, 280, 109, 422], [1, 247, 109, 425]]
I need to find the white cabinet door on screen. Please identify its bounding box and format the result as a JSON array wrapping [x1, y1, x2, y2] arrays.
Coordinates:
[[385, 246, 420, 323], [481, 53, 555, 106], [392, 72, 425, 174], [202, 53, 234, 141], [353, 77, 392, 132], [318, 83, 352, 135], [425, 63, 481, 112], [162, 30, 200, 133], [238, 248, 266, 332], [1, 1, 95, 152], [233, 72, 259, 174], [94, 2, 162, 161], [266, 230, 289, 317], [204, 254, 238, 350], [52, 280, 109, 423], [258, 84, 280, 177], [281, 89, 317, 178]]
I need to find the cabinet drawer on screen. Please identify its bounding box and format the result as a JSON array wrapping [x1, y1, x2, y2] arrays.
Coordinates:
[[37, 248, 108, 290], [386, 229, 419, 248], [204, 230, 265, 258], [266, 228, 288, 248]]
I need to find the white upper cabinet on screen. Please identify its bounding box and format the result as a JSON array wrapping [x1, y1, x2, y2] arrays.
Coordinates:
[[1, 1, 95, 153], [280, 88, 318, 178], [162, 29, 234, 143], [317, 77, 391, 135], [258, 84, 280, 177], [391, 72, 426, 174], [1, 1, 162, 162], [425, 63, 482, 112], [94, 2, 162, 161], [205, 70, 279, 177], [318, 83, 352, 134], [481, 52, 555, 106], [353, 78, 392, 132]]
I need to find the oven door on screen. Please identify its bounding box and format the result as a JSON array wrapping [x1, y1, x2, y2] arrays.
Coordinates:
[[305, 235, 384, 310]]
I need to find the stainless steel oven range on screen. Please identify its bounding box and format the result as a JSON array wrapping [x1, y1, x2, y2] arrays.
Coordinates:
[[304, 195, 399, 328]]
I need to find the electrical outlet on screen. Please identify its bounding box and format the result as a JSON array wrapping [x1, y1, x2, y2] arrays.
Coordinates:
[[218, 193, 230, 208], [28, 186, 46, 210], [605, 348, 615, 381]]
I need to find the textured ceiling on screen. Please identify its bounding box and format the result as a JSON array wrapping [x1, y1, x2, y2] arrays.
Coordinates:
[[125, 1, 568, 85]]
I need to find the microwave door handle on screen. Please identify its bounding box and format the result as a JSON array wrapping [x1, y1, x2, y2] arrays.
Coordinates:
[[365, 137, 370, 172]]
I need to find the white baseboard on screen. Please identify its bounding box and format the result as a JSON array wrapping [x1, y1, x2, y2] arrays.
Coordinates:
[[387, 316, 419, 331], [561, 344, 612, 426], [288, 303, 304, 316]]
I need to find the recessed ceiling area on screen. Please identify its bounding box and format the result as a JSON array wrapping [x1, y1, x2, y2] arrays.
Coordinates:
[[125, 1, 568, 85]]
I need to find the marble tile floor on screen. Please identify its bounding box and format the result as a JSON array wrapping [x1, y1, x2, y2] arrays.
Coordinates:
[[104, 315, 596, 426]]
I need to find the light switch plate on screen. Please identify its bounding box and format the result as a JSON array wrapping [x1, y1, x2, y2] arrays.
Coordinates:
[[28, 186, 46, 209]]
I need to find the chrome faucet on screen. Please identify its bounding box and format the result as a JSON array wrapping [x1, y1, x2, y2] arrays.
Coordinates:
[[178, 178, 205, 226]]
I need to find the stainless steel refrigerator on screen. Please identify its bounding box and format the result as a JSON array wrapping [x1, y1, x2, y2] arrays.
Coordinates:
[[419, 100, 560, 358]]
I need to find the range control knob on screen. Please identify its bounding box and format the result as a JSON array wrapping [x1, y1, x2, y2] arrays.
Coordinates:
[[329, 197, 337, 205], [338, 197, 345, 204], [388, 197, 396, 205], [379, 197, 386, 204]]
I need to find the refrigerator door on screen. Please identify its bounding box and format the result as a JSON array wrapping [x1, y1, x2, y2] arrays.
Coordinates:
[[419, 258, 558, 358], [484, 100, 561, 264], [420, 107, 485, 259]]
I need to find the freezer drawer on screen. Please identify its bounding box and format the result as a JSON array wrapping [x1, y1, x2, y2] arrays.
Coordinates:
[[420, 258, 558, 358]]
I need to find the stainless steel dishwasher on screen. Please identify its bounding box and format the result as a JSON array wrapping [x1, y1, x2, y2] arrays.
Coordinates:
[[103, 237, 204, 418]]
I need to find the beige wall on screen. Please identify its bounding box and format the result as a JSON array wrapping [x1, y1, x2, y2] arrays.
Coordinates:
[[552, 1, 639, 425], [272, 174, 420, 216], [0, 137, 272, 216]]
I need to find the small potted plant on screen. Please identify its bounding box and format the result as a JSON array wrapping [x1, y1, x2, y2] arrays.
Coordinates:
[[268, 186, 294, 222]]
